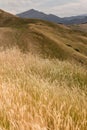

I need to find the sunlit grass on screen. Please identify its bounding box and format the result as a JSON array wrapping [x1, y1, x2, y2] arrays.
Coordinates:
[[0, 48, 87, 130]]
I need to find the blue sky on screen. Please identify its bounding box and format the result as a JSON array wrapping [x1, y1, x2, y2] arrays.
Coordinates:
[[0, 0, 87, 17]]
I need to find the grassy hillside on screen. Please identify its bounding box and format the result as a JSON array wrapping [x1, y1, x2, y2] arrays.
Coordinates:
[[0, 48, 87, 130], [0, 10, 87, 130], [0, 10, 87, 66], [0, 21, 87, 65], [70, 23, 87, 32]]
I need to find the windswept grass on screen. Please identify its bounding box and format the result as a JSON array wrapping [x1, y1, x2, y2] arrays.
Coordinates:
[[0, 48, 87, 130]]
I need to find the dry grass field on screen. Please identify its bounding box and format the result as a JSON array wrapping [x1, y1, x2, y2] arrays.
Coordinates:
[[0, 48, 87, 130], [0, 9, 87, 66], [0, 10, 87, 130], [70, 23, 87, 32]]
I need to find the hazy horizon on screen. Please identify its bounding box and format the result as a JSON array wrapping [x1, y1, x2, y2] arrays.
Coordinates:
[[0, 0, 87, 17]]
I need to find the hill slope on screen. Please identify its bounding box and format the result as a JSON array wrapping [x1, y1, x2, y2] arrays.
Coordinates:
[[0, 9, 30, 27], [70, 23, 87, 32], [0, 9, 87, 66], [0, 9, 87, 130]]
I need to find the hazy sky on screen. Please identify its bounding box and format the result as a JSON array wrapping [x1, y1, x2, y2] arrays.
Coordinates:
[[0, 0, 87, 17]]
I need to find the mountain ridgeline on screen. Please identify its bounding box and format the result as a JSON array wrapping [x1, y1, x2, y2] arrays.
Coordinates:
[[0, 9, 87, 66], [17, 9, 87, 24]]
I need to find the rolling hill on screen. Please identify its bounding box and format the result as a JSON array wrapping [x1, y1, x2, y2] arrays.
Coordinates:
[[0, 9, 87, 130], [0, 9, 87, 66]]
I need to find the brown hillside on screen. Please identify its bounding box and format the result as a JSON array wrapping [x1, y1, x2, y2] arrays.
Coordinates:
[[0, 10, 87, 66], [70, 23, 87, 32]]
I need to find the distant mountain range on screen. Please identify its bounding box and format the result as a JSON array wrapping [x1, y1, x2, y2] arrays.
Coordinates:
[[17, 9, 87, 24]]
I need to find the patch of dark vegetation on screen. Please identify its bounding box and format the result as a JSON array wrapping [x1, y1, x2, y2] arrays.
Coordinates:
[[29, 31, 70, 60], [74, 48, 80, 52], [66, 44, 72, 47], [79, 60, 84, 64]]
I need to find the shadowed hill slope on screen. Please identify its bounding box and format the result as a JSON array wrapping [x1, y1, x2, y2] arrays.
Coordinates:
[[0, 10, 87, 66], [0, 9, 30, 27]]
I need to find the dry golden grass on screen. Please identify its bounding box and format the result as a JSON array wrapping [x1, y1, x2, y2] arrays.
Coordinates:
[[70, 23, 87, 32], [0, 48, 87, 130], [0, 17, 87, 65]]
